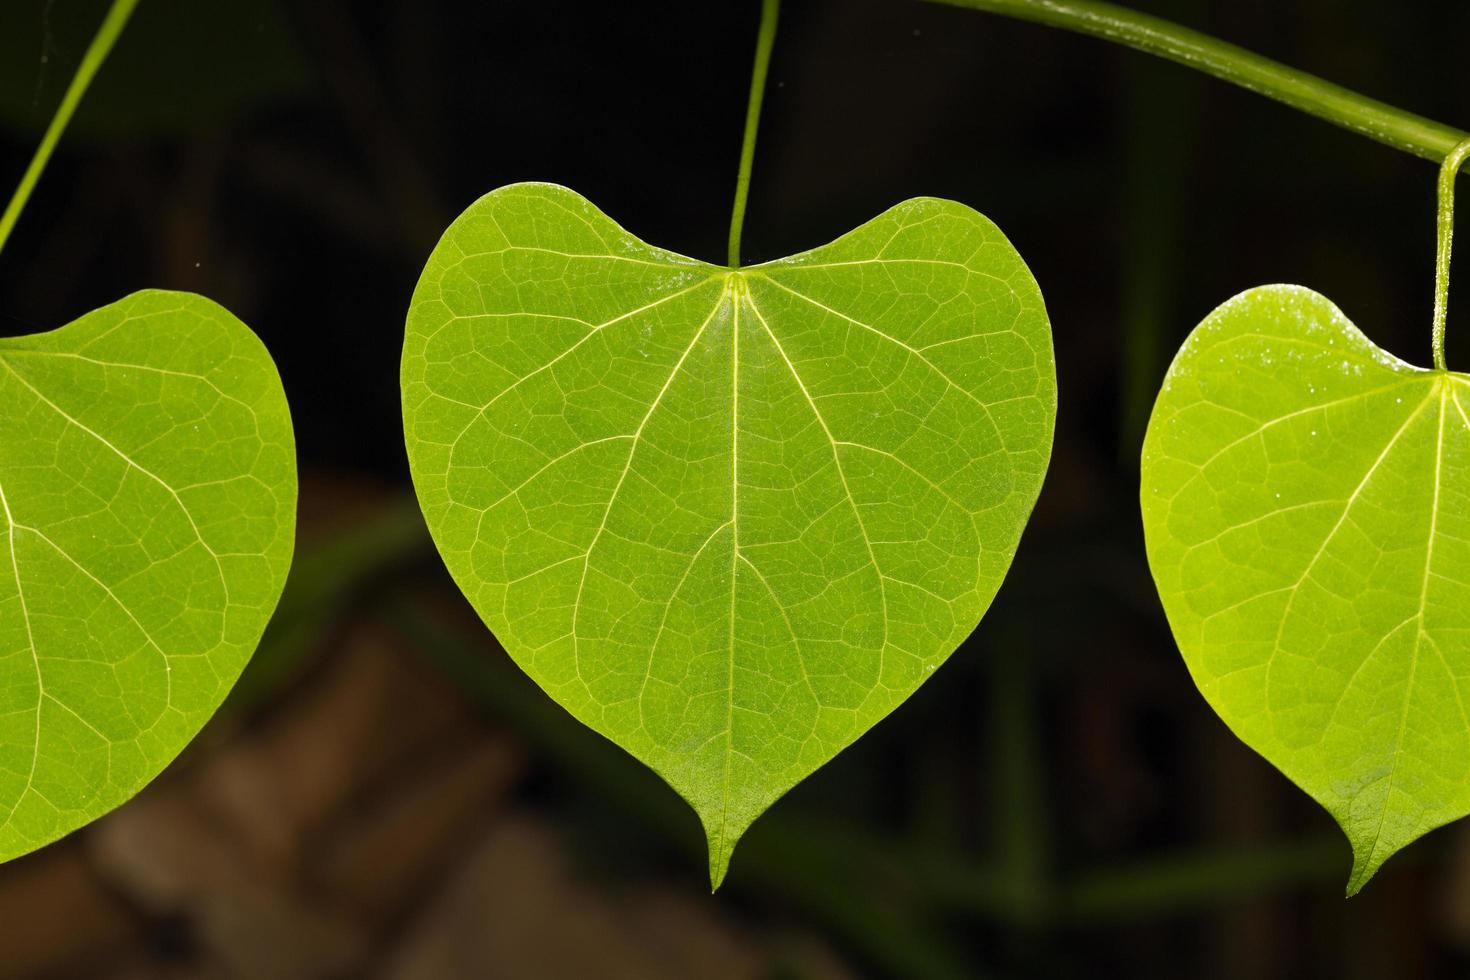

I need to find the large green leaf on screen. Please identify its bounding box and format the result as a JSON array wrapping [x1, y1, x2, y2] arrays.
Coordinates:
[[0, 290, 296, 860], [402, 182, 1055, 885], [1142, 283, 1470, 894]]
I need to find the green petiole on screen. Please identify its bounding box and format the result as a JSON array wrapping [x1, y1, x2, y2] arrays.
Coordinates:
[[726, 0, 780, 269], [1432, 137, 1470, 371], [0, 0, 141, 258]]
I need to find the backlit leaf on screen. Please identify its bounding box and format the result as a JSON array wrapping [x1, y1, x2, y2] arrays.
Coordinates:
[[0, 290, 296, 860], [402, 182, 1055, 886], [1141, 284, 1470, 894]]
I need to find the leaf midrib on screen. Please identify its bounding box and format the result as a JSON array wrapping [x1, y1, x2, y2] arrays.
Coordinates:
[[1355, 382, 1470, 879], [484, 264, 939, 867], [1361, 385, 1449, 876], [0, 477, 43, 827]]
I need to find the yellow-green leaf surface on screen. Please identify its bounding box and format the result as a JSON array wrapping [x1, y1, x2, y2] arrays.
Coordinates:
[[402, 183, 1055, 885], [1142, 284, 1470, 894], [0, 290, 296, 860]]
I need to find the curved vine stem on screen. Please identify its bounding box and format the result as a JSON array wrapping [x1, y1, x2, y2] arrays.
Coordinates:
[[727, 0, 781, 269], [1432, 138, 1470, 371], [0, 0, 141, 259], [927, 0, 1468, 163]]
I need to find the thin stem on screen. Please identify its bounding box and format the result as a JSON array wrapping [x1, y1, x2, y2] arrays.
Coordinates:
[[1432, 137, 1470, 371], [926, 0, 1468, 163], [727, 0, 780, 269], [0, 0, 141, 259]]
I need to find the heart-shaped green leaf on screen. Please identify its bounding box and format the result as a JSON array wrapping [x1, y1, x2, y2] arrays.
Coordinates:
[[0, 290, 296, 861], [402, 182, 1055, 885], [1141, 283, 1470, 894]]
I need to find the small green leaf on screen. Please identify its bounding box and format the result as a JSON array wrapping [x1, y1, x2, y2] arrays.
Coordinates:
[[402, 182, 1055, 886], [0, 290, 296, 861], [1141, 283, 1470, 894]]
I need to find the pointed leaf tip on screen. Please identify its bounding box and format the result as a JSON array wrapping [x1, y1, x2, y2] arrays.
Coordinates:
[[1345, 835, 1390, 897], [708, 840, 732, 892]]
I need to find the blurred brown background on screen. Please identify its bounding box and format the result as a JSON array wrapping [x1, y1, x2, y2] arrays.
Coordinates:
[[3, 1, 1470, 977]]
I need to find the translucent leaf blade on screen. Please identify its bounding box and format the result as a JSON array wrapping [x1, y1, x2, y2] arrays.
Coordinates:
[[1141, 283, 1470, 894], [0, 290, 296, 860], [402, 183, 1055, 886]]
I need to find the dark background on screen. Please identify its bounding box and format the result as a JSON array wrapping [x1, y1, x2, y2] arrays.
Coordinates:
[[2, 1, 1469, 977]]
